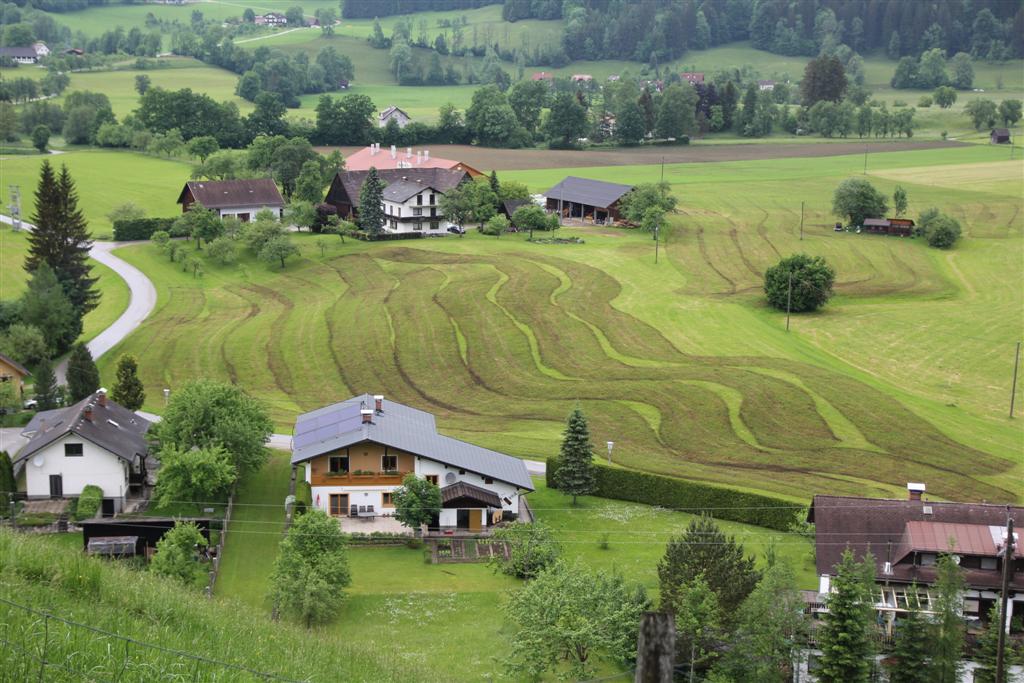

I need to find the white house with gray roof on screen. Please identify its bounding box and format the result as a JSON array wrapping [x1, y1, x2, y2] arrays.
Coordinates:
[[14, 390, 152, 514], [291, 394, 534, 532]]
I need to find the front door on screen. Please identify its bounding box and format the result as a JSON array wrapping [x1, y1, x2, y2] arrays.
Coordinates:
[[456, 509, 469, 529], [468, 509, 482, 532], [48, 474, 62, 498], [329, 493, 348, 517]]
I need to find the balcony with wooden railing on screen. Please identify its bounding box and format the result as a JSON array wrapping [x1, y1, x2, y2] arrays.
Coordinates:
[[311, 470, 411, 487]]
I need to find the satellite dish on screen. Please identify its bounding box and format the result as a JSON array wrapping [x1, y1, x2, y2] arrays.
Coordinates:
[[32, 454, 44, 467], [445, 472, 456, 485]]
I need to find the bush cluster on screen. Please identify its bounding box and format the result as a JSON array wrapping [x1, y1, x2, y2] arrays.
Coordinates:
[[112, 217, 177, 241], [547, 457, 800, 531], [294, 480, 312, 515], [353, 231, 424, 242], [74, 485, 104, 521]]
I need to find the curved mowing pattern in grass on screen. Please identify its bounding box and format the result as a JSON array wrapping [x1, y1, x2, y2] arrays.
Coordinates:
[[106, 234, 1017, 503]]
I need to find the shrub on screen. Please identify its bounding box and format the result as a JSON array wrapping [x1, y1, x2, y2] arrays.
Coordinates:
[[113, 217, 176, 241], [74, 485, 103, 521], [295, 480, 312, 515], [925, 215, 962, 249], [763, 253, 835, 313], [917, 95, 933, 108], [547, 457, 799, 531]]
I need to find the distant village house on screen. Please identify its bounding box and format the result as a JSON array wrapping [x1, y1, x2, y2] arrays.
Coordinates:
[[531, 71, 554, 82], [0, 352, 30, 398], [176, 178, 284, 222], [758, 79, 776, 91], [254, 12, 287, 26], [0, 47, 39, 64], [378, 105, 411, 129], [681, 72, 704, 85]]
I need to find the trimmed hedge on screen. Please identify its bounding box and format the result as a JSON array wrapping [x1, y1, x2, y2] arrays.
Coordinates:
[[353, 231, 424, 241], [112, 217, 177, 241], [547, 457, 801, 531], [74, 485, 103, 521]]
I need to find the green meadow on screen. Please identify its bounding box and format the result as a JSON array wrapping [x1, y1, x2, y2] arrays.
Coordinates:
[[0, 226, 130, 344], [215, 451, 815, 681], [60, 143, 1020, 505]]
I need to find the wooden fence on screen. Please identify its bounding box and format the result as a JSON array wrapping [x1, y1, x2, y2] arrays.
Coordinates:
[[204, 488, 236, 598]]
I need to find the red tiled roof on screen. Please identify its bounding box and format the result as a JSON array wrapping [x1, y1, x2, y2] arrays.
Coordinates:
[[894, 521, 1011, 562], [343, 146, 482, 176]]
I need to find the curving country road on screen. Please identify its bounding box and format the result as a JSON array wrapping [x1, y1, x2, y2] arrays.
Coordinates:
[[1, 217, 546, 474]]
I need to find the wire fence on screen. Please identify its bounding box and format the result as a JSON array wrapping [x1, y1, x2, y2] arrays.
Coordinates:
[[0, 596, 304, 682]]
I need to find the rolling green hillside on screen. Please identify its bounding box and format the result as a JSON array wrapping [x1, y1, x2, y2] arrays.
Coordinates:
[[61, 144, 1021, 504]]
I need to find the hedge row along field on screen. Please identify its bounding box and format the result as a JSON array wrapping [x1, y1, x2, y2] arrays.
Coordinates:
[[546, 457, 801, 531]]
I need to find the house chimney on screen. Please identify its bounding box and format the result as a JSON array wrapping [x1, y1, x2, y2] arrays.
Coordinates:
[[390, 145, 397, 159], [361, 408, 373, 424], [97, 388, 107, 407], [907, 482, 926, 501], [374, 394, 384, 413], [83, 404, 93, 422], [416, 151, 422, 164], [406, 147, 412, 158]]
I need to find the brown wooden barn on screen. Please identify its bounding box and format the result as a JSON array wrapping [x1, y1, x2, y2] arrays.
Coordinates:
[[991, 128, 1011, 144], [544, 176, 634, 224], [862, 217, 914, 237]]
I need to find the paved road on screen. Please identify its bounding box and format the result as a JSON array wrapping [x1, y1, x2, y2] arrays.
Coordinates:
[[3, 218, 546, 475]]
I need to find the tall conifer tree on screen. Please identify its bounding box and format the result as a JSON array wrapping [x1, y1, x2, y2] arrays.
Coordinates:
[[886, 584, 931, 683], [33, 358, 60, 410], [26, 162, 99, 317], [555, 405, 596, 505], [358, 167, 385, 234], [111, 354, 145, 410], [817, 549, 877, 683], [66, 343, 99, 403]]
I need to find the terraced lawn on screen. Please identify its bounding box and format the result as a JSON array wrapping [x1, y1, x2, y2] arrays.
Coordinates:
[[97, 145, 1021, 504]]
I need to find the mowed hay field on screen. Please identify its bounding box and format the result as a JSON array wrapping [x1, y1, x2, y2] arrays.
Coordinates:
[[95, 144, 1022, 503]]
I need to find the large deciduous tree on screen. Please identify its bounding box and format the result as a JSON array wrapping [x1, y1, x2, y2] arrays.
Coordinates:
[[764, 253, 835, 313], [801, 54, 847, 106], [816, 549, 876, 683], [465, 85, 521, 147], [153, 444, 237, 508], [270, 510, 351, 627], [392, 473, 441, 537], [659, 515, 760, 621], [555, 405, 596, 505], [655, 83, 698, 139], [26, 161, 99, 318], [504, 561, 648, 680], [110, 354, 145, 410], [543, 91, 587, 148], [152, 379, 272, 475], [832, 177, 887, 227], [66, 342, 99, 402]]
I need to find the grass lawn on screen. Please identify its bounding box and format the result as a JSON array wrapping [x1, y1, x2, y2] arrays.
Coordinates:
[[102, 144, 1022, 503], [0, 149, 193, 238], [0, 226, 131, 345]]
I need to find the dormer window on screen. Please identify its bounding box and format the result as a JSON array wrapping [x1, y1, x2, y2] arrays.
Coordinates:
[[918, 553, 937, 566]]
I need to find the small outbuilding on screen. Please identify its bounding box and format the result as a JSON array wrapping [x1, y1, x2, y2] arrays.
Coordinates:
[[177, 178, 284, 222], [991, 128, 1011, 144], [500, 199, 531, 221], [862, 217, 914, 237], [545, 176, 634, 223], [81, 518, 212, 558]]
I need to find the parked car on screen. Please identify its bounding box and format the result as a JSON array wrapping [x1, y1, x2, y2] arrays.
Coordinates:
[[447, 226, 465, 235], [23, 398, 38, 410]]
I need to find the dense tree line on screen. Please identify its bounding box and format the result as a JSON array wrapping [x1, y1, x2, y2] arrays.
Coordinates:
[[342, 0, 492, 20]]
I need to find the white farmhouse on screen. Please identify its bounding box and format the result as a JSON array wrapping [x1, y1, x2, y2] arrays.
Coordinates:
[[291, 394, 534, 533], [15, 390, 153, 514], [378, 105, 411, 129], [32, 42, 50, 57], [176, 178, 285, 222]]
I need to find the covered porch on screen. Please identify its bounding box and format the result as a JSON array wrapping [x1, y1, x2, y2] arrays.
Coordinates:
[[436, 482, 504, 534]]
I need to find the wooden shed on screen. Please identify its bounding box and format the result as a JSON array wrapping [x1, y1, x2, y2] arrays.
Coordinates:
[[991, 128, 1011, 144]]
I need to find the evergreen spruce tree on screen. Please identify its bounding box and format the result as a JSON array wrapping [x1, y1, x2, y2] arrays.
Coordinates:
[[33, 358, 60, 410], [0, 450, 15, 499], [817, 549, 876, 683], [66, 343, 99, 402], [25, 162, 99, 317], [110, 354, 145, 410], [886, 584, 932, 683], [931, 553, 966, 683], [488, 170, 501, 200], [554, 405, 596, 505], [972, 604, 1011, 683], [358, 167, 385, 234]]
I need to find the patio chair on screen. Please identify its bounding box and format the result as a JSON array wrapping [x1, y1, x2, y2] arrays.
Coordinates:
[[366, 505, 375, 515], [358, 505, 367, 514], [350, 505, 358, 517]]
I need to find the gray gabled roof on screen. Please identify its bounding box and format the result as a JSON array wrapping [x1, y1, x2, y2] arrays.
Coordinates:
[[382, 179, 439, 203], [13, 391, 151, 466], [545, 176, 634, 208], [292, 394, 534, 490]]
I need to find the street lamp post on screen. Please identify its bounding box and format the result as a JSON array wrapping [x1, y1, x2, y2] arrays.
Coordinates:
[[606, 441, 614, 465]]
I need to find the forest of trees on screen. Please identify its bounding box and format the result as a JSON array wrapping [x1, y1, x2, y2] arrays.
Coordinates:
[[343, 0, 493, 20]]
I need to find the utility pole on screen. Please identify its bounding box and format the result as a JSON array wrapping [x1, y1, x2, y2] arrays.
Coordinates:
[[7, 185, 21, 231], [660, 156, 665, 184], [635, 612, 675, 683], [863, 145, 868, 175], [786, 272, 793, 332], [995, 516, 1014, 683], [654, 223, 660, 264], [800, 201, 804, 241], [1010, 341, 1021, 419]]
